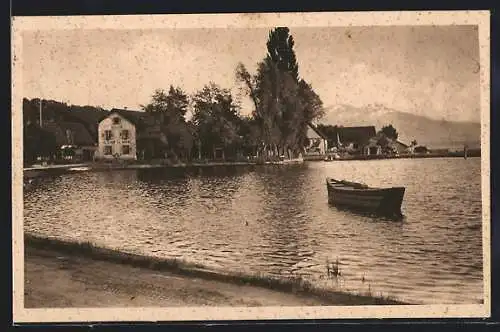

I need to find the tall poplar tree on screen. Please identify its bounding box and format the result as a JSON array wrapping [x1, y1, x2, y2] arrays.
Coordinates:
[[236, 27, 324, 159], [266, 27, 300, 81]]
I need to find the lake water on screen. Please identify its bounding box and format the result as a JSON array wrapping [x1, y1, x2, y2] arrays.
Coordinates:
[[23, 158, 484, 304]]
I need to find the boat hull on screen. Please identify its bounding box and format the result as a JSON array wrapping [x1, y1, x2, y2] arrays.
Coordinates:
[[326, 178, 405, 218]]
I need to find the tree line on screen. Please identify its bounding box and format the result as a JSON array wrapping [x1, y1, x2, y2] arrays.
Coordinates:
[[22, 97, 110, 165], [141, 27, 324, 161], [23, 27, 325, 164]]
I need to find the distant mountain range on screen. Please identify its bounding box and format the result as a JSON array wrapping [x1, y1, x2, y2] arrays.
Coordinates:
[[318, 104, 481, 150]]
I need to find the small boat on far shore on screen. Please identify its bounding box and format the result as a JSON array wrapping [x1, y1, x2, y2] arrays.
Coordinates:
[[67, 166, 92, 172], [326, 178, 405, 219], [280, 156, 304, 164], [266, 155, 305, 165]]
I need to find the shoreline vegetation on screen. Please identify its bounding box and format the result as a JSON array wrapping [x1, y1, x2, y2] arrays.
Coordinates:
[[24, 233, 408, 306], [23, 154, 479, 180]]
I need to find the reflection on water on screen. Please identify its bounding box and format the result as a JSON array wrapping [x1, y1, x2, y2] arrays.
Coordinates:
[[24, 158, 483, 304]]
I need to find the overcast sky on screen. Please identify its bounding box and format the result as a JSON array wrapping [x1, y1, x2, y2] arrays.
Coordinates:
[[23, 25, 480, 123]]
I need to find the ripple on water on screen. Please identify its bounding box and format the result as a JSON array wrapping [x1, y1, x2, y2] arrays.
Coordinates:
[[24, 159, 484, 304]]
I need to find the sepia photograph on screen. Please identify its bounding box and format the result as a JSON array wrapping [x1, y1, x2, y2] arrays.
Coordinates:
[[12, 11, 490, 323]]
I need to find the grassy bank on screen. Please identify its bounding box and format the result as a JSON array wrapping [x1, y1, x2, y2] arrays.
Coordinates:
[[24, 233, 407, 305]]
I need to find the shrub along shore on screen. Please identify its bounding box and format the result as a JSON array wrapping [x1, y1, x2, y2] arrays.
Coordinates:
[[24, 233, 408, 306]]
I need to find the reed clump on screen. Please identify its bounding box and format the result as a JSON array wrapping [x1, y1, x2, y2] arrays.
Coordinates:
[[326, 257, 342, 279]]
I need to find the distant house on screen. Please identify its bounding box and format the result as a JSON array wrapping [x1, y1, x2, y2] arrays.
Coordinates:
[[42, 120, 97, 161], [389, 140, 409, 155], [363, 137, 383, 156], [414, 145, 429, 154], [332, 126, 377, 155], [359, 134, 410, 156], [305, 123, 328, 155], [97, 108, 168, 161]]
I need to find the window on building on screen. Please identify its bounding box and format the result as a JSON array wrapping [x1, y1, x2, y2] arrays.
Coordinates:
[[121, 130, 129, 140], [113, 117, 121, 125], [104, 145, 113, 155], [122, 145, 130, 155], [105, 130, 113, 141]]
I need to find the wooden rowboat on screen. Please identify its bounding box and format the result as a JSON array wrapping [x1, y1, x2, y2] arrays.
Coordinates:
[[326, 178, 405, 219]]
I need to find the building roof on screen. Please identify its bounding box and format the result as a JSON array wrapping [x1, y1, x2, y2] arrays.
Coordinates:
[[42, 121, 95, 147], [101, 108, 156, 129], [307, 122, 328, 140], [63, 108, 109, 140], [66, 107, 109, 126], [336, 126, 376, 145], [393, 140, 409, 148], [100, 108, 167, 144]]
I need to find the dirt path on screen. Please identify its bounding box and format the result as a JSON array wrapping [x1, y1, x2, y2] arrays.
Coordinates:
[[24, 247, 334, 307]]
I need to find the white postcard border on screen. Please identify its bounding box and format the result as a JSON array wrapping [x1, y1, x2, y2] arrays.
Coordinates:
[[12, 10, 491, 323]]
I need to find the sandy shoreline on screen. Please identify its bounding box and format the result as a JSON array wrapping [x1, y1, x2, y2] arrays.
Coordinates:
[[25, 246, 335, 307], [24, 234, 406, 307]]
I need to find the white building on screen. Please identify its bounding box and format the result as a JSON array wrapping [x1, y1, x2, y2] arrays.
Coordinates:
[[97, 109, 138, 160], [305, 123, 328, 155]]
